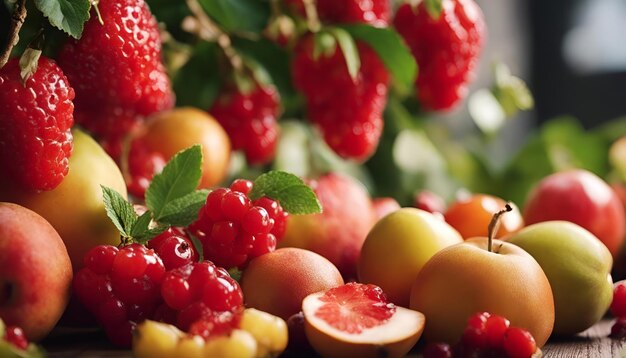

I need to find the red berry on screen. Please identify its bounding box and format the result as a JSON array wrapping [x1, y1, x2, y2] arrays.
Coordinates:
[[189, 182, 290, 268], [5, 326, 29, 350], [230, 179, 254, 196], [484, 314, 510, 349], [503, 327, 537, 358], [161, 261, 243, 336], [252, 197, 289, 240], [292, 35, 389, 161], [611, 281, 626, 317], [57, 0, 173, 159], [126, 139, 166, 198], [610, 317, 626, 339], [461, 312, 490, 349], [0, 56, 74, 191], [422, 342, 453, 358], [73, 244, 165, 347], [148, 228, 198, 270], [285, 0, 390, 27], [394, 0, 485, 111], [209, 83, 280, 165]]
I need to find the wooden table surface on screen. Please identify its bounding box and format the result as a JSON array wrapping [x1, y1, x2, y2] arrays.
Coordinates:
[[42, 319, 626, 358]]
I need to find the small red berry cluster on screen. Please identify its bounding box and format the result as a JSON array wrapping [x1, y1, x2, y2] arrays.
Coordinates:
[[610, 281, 626, 337], [189, 179, 288, 269], [423, 312, 537, 358]]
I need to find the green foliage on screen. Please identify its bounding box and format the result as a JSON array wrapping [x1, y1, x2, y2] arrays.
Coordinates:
[[249, 171, 322, 214], [33, 0, 90, 39], [197, 0, 270, 33]]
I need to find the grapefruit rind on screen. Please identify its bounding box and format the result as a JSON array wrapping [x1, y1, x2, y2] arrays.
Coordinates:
[[302, 291, 425, 358]]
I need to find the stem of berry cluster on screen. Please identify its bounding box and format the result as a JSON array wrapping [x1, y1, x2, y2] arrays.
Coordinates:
[[301, 0, 321, 32], [487, 203, 513, 252], [184, 0, 243, 72], [0, 0, 27, 69]]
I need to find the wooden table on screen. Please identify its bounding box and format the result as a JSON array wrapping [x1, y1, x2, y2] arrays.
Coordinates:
[[42, 319, 626, 357]]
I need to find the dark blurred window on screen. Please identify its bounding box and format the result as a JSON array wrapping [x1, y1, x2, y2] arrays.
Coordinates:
[[531, 0, 626, 127]]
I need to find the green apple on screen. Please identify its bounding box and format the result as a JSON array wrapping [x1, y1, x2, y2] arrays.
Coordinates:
[[0, 129, 127, 271], [507, 221, 613, 335], [357, 208, 463, 306]]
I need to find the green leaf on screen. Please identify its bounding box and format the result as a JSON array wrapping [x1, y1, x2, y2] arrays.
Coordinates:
[[133, 225, 169, 244], [33, 0, 90, 39], [249, 171, 322, 215], [325, 27, 360, 81], [173, 42, 221, 108], [145, 145, 203, 219], [157, 189, 209, 227], [492, 62, 534, 117], [130, 211, 153, 238], [340, 24, 417, 89], [101, 186, 137, 238], [197, 0, 270, 33], [424, 0, 443, 19]]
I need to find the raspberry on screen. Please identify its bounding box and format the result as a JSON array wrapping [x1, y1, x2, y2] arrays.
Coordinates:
[[292, 35, 389, 161], [209, 83, 280, 165], [189, 180, 289, 269], [0, 56, 74, 191], [160, 261, 243, 338], [394, 0, 485, 111], [611, 281, 626, 318], [126, 139, 166, 198], [147, 228, 198, 270], [5, 326, 29, 350], [74, 244, 166, 347], [285, 0, 390, 27], [502, 327, 537, 358], [58, 0, 174, 159]]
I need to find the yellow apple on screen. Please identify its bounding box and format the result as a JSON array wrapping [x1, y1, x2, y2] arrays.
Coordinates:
[[0, 129, 127, 271], [357, 208, 463, 306]]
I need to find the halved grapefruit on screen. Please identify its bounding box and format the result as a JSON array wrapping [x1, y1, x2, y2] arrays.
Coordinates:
[[302, 282, 425, 358]]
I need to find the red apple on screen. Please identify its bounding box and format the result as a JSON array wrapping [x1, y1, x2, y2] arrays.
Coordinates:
[[0, 203, 73, 341], [279, 173, 377, 279], [523, 169, 625, 257]]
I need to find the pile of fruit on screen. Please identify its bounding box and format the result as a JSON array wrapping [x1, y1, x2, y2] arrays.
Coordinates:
[[1, 0, 626, 357]]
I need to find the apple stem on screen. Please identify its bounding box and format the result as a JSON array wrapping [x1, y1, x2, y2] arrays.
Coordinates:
[[488, 203, 513, 252]]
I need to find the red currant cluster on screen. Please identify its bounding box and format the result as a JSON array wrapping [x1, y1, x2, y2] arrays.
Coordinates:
[[189, 179, 288, 269], [610, 281, 626, 337], [73, 244, 166, 347], [423, 312, 537, 358], [125, 139, 166, 198], [158, 261, 243, 338]]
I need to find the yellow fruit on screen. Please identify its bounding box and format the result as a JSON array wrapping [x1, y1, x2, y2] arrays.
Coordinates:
[[174, 336, 205, 358], [133, 320, 183, 358], [0, 129, 127, 270], [203, 329, 257, 358], [240, 308, 288, 357], [357, 208, 463, 306]]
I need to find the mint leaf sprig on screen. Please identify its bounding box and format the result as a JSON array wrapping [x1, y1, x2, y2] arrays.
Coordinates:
[[102, 145, 208, 245], [102, 145, 322, 246]]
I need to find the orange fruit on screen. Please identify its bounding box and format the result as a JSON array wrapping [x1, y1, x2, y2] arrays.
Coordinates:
[[444, 194, 523, 239]]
